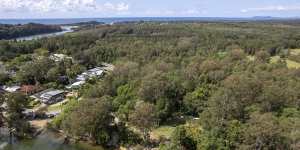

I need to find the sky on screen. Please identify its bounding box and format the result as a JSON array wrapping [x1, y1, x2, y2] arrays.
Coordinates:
[[0, 0, 300, 19]]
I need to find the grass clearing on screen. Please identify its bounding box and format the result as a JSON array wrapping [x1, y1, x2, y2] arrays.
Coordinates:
[[290, 49, 300, 56], [151, 126, 176, 140], [270, 56, 300, 69], [47, 104, 63, 112], [270, 56, 281, 64], [286, 59, 300, 69]]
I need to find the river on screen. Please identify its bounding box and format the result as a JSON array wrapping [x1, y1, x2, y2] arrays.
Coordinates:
[[15, 26, 77, 41], [0, 130, 104, 150]]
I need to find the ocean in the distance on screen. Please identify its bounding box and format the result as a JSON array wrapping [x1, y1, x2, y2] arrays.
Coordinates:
[[0, 17, 288, 25]]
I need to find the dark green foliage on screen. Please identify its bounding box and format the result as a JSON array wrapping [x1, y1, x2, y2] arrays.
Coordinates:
[[183, 85, 211, 116], [0, 72, 10, 85], [61, 96, 114, 146], [4, 93, 32, 139], [0, 23, 62, 40]]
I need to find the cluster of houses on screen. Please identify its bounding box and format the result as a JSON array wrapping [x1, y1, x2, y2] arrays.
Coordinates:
[[0, 85, 65, 105], [1, 53, 113, 104], [0, 53, 114, 119], [0, 65, 108, 105], [66, 67, 104, 89]]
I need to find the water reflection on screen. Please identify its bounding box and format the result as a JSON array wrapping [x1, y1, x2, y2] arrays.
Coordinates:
[[15, 26, 76, 41], [1, 130, 103, 150]]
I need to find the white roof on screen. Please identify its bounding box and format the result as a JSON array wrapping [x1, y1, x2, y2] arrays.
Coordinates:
[[50, 54, 73, 62], [3, 85, 21, 93], [66, 81, 86, 89], [76, 75, 87, 81], [75, 67, 104, 82]]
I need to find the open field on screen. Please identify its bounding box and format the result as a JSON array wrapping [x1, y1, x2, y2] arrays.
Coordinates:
[[150, 126, 176, 140], [289, 49, 300, 56], [271, 55, 300, 69]]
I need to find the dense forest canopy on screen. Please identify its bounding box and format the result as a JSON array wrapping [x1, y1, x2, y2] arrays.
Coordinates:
[[0, 23, 62, 40], [1, 21, 300, 149]]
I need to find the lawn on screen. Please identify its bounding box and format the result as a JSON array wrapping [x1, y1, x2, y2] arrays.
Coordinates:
[[270, 56, 300, 69], [151, 126, 176, 140], [286, 59, 300, 69], [47, 104, 63, 112], [289, 49, 300, 56], [270, 56, 281, 64]]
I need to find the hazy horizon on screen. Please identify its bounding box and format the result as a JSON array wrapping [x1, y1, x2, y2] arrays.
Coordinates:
[[0, 16, 299, 20]]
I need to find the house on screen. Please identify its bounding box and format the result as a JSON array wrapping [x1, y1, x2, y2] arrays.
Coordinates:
[[69, 67, 104, 89], [49, 54, 73, 62], [87, 67, 104, 76], [2, 85, 21, 93], [66, 81, 86, 89], [76, 74, 87, 81], [32, 89, 65, 104], [76, 67, 104, 82]]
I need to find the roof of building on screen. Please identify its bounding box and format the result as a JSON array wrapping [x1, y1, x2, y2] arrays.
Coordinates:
[[75, 67, 104, 82], [50, 54, 73, 62], [66, 81, 86, 89], [2, 85, 21, 93], [32, 89, 64, 100], [41, 90, 64, 99]]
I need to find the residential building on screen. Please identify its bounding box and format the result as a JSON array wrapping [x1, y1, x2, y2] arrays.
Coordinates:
[[76, 67, 104, 81], [32, 89, 65, 104], [66, 81, 86, 89], [69, 67, 104, 89], [2, 85, 21, 93], [49, 54, 73, 62]]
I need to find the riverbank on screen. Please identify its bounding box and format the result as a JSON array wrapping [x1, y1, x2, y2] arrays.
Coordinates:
[[0, 23, 63, 40], [0, 127, 104, 150], [15, 26, 77, 41]]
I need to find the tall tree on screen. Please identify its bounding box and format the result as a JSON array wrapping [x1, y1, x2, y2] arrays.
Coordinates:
[[62, 96, 114, 145], [129, 101, 158, 144], [4, 93, 31, 142]]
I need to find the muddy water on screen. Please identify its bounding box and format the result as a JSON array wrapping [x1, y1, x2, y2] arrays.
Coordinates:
[[0, 130, 103, 150]]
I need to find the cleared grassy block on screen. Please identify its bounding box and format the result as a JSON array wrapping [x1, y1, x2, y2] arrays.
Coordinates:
[[289, 49, 300, 56], [151, 126, 176, 140]]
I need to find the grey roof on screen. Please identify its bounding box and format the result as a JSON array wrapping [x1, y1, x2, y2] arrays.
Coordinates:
[[32, 89, 64, 100], [75, 67, 104, 82], [43, 90, 64, 96]]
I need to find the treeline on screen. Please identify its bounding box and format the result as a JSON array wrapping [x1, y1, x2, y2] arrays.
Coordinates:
[[2, 22, 300, 62], [0, 23, 62, 40]]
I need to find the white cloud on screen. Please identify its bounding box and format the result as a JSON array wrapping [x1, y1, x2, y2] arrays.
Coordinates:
[[0, 0, 129, 13], [103, 2, 129, 11], [144, 9, 206, 16], [181, 9, 207, 15], [241, 5, 300, 13]]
